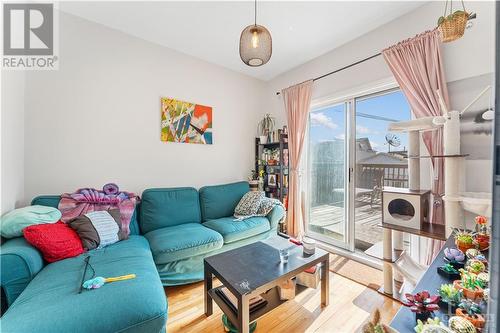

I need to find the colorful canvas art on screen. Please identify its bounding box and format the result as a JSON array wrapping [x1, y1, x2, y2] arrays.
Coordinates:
[[161, 97, 213, 144]]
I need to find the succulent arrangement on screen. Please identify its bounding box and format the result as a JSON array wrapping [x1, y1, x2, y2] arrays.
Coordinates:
[[438, 284, 462, 307], [474, 216, 490, 251], [444, 248, 465, 262], [476, 272, 489, 287], [465, 249, 480, 260], [466, 260, 486, 274], [448, 316, 477, 333], [361, 309, 392, 333], [441, 264, 459, 274], [402, 291, 440, 317], [454, 229, 476, 253], [438, 263, 460, 280], [414, 317, 452, 333], [460, 270, 485, 290], [454, 270, 484, 300], [406, 224, 490, 331], [444, 248, 465, 263], [456, 300, 485, 329], [474, 215, 488, 230]]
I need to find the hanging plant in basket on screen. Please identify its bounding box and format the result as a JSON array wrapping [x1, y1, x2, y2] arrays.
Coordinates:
[[437, 0, 469, 43]]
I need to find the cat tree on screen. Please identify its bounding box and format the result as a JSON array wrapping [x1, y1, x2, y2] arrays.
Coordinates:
[[380, 86, 492, 297]]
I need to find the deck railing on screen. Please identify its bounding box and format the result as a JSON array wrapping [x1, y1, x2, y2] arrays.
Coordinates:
[[310, 163, 408, 206]]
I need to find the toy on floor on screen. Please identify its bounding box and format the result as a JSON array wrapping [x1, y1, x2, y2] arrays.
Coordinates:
[[83, 274, 136, 290]]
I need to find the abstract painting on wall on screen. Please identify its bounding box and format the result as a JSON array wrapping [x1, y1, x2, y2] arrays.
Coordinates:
[[161, 97, 213, 144]]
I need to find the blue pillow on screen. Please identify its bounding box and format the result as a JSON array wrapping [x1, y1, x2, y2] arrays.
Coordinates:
[[0, 205, 61, 238]]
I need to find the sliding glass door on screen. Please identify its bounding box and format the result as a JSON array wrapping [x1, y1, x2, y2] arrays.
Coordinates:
[[307, 102, 351, 249], [353, 91, 411, 252], [306, 88, 411, 252]]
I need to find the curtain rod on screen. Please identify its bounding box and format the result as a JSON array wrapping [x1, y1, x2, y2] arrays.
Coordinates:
[[276, 52, 382, 95]]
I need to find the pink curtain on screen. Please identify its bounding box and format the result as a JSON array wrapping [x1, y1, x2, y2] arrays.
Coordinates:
[[281, 80, 314, 237], [382, 30, 449, 263]]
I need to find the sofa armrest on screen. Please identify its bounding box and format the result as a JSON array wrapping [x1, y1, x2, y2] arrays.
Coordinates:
[[1, 237, 44, 307], [266, 205, 286, 230]]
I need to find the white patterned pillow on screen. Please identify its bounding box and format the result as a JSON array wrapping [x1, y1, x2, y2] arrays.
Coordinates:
[[257, 198, 282, 215], [234, 191, 265, 217]]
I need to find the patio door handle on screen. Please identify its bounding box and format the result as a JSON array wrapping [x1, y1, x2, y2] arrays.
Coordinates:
[[348, 167, 353, 183]]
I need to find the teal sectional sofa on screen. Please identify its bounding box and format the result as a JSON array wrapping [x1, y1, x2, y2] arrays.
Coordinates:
[[0, 181, 285, 332], [0, 196, 168, 333], [141, 182, 285, 285]]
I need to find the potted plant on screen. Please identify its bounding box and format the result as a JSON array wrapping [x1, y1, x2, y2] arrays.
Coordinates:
[[414, 317, 452, 333], [438, 284, 462, 312], [465, 260, 486, 274], [257, 114, 275, 144], [456, 299, 485, 329], [454, 270, 484, 300], [465, 248, 481, 260], [437, 263, 461, 280], [402, 291, 440, 323], [444, 248, 466, 269], [448, 316, 477, 332], [248, 170, 259, 190], [476, 272, 489, 288], [454, 230, 476, 253], [474, 216, 490, 251], [258, 169, 265, 191], [437, 6, 469, 43], [362, 309, 398, 333]]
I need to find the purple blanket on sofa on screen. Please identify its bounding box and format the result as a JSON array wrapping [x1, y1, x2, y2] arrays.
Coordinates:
[[58, 188, 140, 236]]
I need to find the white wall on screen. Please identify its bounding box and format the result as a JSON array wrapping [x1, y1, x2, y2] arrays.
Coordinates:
[[22, 12, 266, 202], [1, 71, 25, 214], [266, 1, 495, 126]]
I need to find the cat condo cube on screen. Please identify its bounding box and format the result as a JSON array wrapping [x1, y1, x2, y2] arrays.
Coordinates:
[[381, 118, 436, 233], [382, 187, 430, 230]]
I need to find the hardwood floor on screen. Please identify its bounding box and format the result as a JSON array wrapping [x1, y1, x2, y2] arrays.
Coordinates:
[[164, 268, 400, 333]]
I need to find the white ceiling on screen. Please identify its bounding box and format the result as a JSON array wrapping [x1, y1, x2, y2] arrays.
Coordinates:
[[60, 1, 427, 81]]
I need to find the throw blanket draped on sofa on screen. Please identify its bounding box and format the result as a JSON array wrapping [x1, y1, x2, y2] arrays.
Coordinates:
[[234, 197, 286, 222], [59, 188, 139, 236]]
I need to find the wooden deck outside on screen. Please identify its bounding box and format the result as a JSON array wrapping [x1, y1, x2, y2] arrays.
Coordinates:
[[309, 202, 383, 251]]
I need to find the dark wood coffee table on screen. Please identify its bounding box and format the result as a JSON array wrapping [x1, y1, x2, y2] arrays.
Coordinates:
[[204, 236, 329, 333]]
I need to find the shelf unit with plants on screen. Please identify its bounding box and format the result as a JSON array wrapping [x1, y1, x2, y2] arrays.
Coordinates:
[[252, 114, 289, 234], [255, 132, 289, 203]]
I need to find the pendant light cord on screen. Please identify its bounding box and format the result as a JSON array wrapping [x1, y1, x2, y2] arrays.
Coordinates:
[[254, 0, 257, 26]]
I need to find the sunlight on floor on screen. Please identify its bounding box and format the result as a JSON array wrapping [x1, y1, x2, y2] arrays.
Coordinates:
[[165, 271, 400, 333]]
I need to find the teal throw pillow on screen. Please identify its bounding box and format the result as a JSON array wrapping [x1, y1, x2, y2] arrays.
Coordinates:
[[0, 205, 61, 238]]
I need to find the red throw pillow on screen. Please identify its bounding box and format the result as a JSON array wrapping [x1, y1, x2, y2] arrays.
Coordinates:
[[23, 221, 84, 262]]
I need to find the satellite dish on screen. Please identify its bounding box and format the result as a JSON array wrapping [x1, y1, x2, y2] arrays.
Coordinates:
[[482, 108, 495, 121], [385, 133, 401, 152]]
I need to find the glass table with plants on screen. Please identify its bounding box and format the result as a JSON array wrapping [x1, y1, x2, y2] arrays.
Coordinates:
[[390, 215, 490, 333]]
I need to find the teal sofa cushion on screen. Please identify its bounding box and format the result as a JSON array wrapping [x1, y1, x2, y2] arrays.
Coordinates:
[[203, 217, 271, 244], [156, 230, 274, 286], [0, 237, 44, 306], [1, 235, 167, 333], [140, 188, 201, 233], [199, 181, 249, 221], [145, 223, 223, 264], [31, 195, 141, 235]]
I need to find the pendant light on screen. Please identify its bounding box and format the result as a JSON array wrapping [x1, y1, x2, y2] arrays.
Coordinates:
[[239, 0, 272, 66]]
